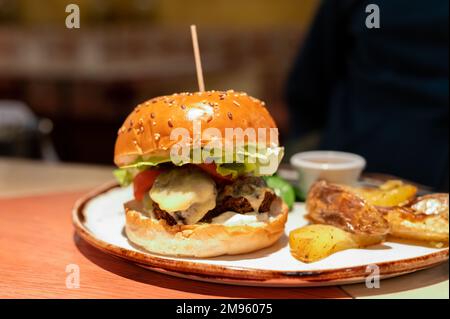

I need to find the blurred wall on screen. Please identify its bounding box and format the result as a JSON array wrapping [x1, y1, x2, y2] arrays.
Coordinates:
[[1, 0, 318, 28], [0, 0, 320, 164]]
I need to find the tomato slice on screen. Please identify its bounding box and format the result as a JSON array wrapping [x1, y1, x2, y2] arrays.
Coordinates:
[[133, 169, 163, 201], [197, 163, 233, 183]]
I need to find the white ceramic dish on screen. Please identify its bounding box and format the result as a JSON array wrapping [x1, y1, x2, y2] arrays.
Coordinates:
[[72, 183, 448, 287], [290, 151, 366, 197]]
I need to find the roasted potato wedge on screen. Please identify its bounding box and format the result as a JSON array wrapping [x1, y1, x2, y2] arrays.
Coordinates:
[[350, 180, 417, 207], [380, 193, 449, 243], [307, 180, 449, 245], [306, 181, 390, 237], [289, 225, 358, 263], [289, 224, 379, 263]]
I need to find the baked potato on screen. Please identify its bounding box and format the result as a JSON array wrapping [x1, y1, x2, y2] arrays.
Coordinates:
[[289, 224, 386, 263], [289, 225, 359, 263], [350, 180, 417, 207], [306, 181, 390, 239], [380, 193, 449, 244], [307, 180, 449, 244], [290, 180, 448, 263]]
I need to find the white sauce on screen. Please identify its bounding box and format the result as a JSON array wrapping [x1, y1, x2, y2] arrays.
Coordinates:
[[211, 211, 271, 226], [186, 103, 214, 121], [412, 198, 448, 216]]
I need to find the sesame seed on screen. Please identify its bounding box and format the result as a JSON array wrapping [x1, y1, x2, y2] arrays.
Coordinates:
[[181, 104, 186, 110], [154, 133, 160, 141], [226, 89, 234, 94], [136, 125, 144, 134], [152, 100, 157, 104], [168, 119, 173, 127], [207, 116, 213, 123], [227, 112, 233, 120], [118, 126, 126, 134], [233, 101, 240, 107], [150, 112, 155, 119]]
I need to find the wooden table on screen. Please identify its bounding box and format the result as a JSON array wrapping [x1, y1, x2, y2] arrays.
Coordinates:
[[0, 157, 448, 299]]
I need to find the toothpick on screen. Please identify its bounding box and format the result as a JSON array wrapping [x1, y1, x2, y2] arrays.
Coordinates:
[[190, 25, 205, 92]]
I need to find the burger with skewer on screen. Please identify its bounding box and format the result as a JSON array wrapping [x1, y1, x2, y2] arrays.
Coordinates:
[[114, 90, 293, 257]]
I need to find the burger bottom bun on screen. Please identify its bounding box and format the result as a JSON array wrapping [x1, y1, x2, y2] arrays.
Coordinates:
[[124, 198, 289, 258]]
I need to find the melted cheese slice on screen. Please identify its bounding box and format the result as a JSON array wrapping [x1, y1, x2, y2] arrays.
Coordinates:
[[149, 167, 217, 224], [242, 188, 266, 212]]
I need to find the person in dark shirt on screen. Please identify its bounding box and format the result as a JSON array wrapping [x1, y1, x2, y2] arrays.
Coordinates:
[[286, 0, 449, 191]]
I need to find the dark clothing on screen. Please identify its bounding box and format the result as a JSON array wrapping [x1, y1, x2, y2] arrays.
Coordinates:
[[286, 0, 449, 190]]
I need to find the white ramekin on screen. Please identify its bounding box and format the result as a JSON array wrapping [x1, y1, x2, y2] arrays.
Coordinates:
[[290, 151, 366, 198]]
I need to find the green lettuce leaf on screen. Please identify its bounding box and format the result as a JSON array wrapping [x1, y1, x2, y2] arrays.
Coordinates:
[[120, 156, 170, 169], [216, 163, 257, 179], [113, 145, 284, 185], [113, 168, 135, 187], [263, 175, 295, 210], [213, 146, 284, 176]]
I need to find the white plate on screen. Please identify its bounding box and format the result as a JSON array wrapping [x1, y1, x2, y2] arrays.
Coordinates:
[[73, 183, 448, 287]]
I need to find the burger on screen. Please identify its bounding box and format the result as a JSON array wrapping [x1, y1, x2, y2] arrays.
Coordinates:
[[113, 90, 291, 257]]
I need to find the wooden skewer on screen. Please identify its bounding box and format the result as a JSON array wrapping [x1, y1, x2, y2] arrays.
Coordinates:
[[190, 25, 205, 92]]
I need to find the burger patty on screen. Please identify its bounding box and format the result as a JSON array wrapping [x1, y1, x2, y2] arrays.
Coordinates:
[[216, 190, 276, 214], [152, 202, 178, 226], [151, 176, 277, 225], [200, 190, 276, 223], [152, 189, 276, 225]]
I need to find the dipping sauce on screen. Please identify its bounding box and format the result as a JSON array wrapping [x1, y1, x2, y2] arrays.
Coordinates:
[[290, 151, 366, 198]]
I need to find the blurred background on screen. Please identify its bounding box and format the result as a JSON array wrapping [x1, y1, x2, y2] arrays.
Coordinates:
[[0, 0, 448, 191], [0, 0, 318, 163]]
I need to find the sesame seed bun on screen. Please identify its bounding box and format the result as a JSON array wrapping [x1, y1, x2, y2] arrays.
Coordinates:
[[114, 90, 278, 167]]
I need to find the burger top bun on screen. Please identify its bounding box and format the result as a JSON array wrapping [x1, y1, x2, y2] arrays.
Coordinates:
[[114, 90, 278, 167]]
